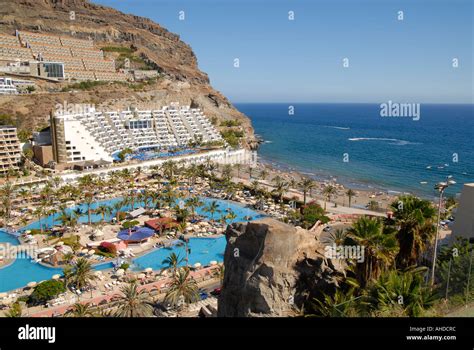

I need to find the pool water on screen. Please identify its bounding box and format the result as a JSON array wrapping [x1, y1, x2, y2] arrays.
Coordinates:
[[22, 197, 263, 231], [132, 237, 226, 271], [0, 197, 262, 292]]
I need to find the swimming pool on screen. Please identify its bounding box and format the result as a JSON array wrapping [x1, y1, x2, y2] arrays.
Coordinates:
[[22, 196, 263, 231], [132, 237, 226, 271], [0, 197, 263, 292], [112, 148, 197, 162]]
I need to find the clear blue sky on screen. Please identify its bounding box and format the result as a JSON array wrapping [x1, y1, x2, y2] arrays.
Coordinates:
[[93, 0, 472, 103]]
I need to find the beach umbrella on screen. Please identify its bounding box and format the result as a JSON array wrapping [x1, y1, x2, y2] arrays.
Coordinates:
[[209, 261, 218, 266], [144, 268, 153, 273], [137, 273, 146, 279], [81, 249, 89, 254], [115, 269, 125, 276], [87, 249, 95, 256], [52, 274, 61, 280], [27, 281, 37, 288], [193, 262, 202, 269]]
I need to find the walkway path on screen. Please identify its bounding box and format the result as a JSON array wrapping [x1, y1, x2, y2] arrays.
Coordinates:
[[27, 265, 219, 317]]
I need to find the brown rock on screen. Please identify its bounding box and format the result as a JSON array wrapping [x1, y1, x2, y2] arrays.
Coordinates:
[[218, 218, 345, 317]]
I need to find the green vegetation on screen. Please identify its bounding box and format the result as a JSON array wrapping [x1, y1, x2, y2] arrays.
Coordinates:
[[117, 147, 133, 162], [301, 202, 329, 228], [122, 220, 139, 229], [101, 45, 155, 70], [307, 194, 466, 317], [220, 119, 241, 127], [61, 80, 107, 92], [29, 280, 66, 305], [101, 46, 135, 54], [221, 129, 244, 148], [119, 262, 130, 271], [60, 235, 81, 251], [0, 114, 15, 126], [17, 129, 31, 143], [112, 280, 153, 317]]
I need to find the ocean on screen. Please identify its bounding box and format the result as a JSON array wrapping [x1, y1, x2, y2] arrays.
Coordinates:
[[235, 103, 473, 199]]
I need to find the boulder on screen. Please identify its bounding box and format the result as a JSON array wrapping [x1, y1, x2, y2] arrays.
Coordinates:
[[218, 218, 344, 317]]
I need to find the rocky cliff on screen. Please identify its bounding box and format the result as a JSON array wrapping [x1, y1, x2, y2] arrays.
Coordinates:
[[0, 0, 257, 148], [218, 218, 345, 317]]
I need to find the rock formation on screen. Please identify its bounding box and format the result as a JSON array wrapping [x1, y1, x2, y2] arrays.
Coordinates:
[[218, 218, 345, 317]]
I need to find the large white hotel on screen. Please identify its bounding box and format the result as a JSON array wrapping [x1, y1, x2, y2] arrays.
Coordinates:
[[47, 103, 223, 165]]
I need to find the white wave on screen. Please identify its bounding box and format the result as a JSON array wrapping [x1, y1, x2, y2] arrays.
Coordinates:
[[348, 137, 420, 146], [324, 126, 350, 130]]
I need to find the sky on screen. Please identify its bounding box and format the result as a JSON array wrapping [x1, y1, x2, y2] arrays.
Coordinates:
[[93, 0, 473, 104]]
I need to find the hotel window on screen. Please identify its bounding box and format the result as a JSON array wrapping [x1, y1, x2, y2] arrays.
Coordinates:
[[42, 62, 65, 79]]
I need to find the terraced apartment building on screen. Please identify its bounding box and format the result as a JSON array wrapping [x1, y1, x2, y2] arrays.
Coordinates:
[[0, 31, 128, 82], [0, 126, 21, 175], [49, 103, 224, 165]]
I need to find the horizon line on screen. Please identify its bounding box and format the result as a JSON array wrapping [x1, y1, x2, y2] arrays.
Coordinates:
[[232, 101, 474, 105]]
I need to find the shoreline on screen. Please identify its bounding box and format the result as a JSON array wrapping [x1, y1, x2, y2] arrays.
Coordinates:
[[256, 154, 438, 202]]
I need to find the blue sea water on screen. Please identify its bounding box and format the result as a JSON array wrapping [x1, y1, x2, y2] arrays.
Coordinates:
[[236, 103, 474, 198]]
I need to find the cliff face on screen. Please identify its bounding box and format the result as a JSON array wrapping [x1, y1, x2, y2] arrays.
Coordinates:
[[0, 0, 256, 147], [218, 218, 345, 317]]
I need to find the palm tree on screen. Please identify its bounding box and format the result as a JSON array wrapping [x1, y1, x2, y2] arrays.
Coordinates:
[[346, 189, 356, 208], [72, 258, 96, 291], [65, 302, 96, 317], [150, 192, 163, 210], [389, 195, 436, 270], [83, 193, 95, 225], [364, 267, 435, 317], [321, 228, 347, 246], [272, 177, 288, 203], [185, 164, 198, 186], [62, 265, 74, 289], [344, 216, 399, 288], [0, 182, 15, 220], [312, 288, 360, 317], [203, 200, 221, 221], [62, 252, 75, 265], [162, 160, 177, 180], [164, 267, 199, 313], [185, 197, 204, 219], [33, 206, 45, 233], [221, 164, 232, 182], [300, 178, 315, 205], [225, 210, 237, 224], [94, 204, 111, 224], [259, 168, 269, 181], [113, 280, 153, 317], [322, 185, 337, 210], [112, 201, 123, 222], [162, 252, 184, 275]]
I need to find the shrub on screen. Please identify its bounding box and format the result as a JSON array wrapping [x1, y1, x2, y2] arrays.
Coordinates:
[[29, 280, 66, 305], [120, 263, 130, 271], [301, 202, 329, 228], [122, 220, 139, 229]]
